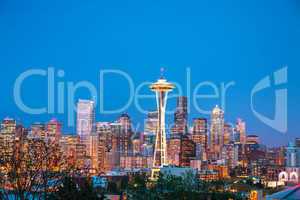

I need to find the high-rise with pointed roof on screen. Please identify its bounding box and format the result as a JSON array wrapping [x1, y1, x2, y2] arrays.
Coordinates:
[[210, 105, 224, 159]]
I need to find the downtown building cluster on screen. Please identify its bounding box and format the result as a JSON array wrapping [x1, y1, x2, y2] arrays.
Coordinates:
[[1, 96, 298, 187]]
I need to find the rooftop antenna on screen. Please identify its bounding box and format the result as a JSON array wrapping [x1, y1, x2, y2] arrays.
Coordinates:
[[160, 67, 165, 79]]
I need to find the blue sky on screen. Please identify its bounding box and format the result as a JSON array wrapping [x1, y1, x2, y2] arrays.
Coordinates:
[[0, 0, 299, 146]]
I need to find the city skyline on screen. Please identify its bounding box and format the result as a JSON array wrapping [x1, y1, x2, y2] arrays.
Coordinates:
[[1, 1, 300, 199], [0, 94, 292, 149], [1, 93, 297, 181], [0, 76, 299, 199], [1, 1, 299, 146], [0, 71, 295, 148], [0, 80, 296, 148]]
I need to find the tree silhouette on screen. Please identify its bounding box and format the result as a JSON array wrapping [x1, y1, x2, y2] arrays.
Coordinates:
[[0, 126, 66, 200]]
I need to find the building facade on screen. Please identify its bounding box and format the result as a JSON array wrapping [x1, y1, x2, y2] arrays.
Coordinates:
[[210, 105, 224, 160]]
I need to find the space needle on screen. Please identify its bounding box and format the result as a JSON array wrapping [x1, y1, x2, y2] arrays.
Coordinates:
[[150, 68, 175, 178]]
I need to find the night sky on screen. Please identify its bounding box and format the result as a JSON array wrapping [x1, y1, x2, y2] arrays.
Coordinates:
[[0, 0, 299, 146]]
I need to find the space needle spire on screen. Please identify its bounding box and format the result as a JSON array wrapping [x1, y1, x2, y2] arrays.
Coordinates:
[[150, 69, 175, 178]]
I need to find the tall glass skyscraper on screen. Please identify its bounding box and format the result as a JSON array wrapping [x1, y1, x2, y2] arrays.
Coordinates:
[[235, 118, 246, 144], [171, 96, 188, 135], [210, 105, 224, 159], [76, 99, 95, 157], [77, 99, 95, 137]]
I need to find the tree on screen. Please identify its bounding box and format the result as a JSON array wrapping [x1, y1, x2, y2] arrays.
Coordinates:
[[126, 173, 149, 199], [47, 177, 78, 200], [48, 177, 99, 200], [126, 172, 242, 200], [0, 126, 66, 200]]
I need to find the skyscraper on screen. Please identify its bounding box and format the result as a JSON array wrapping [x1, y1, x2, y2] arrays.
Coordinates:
[[96, 122, 112, 172], [181, 136, 196, 167], [116, 113, 133, 156], [167, 134, 181, 166], [110, 122, 122, 169], [59, 135, 79, 169], [46, 118, 61, 142], [132, 134, 141, 155], [235, 118, 246, 144], [221, 142, 239, 169], [142, 132, 155, 157], [223, 123, 233, 145], [150, 75, 174, 178], [210, 105, 224, 159], [0, 118, 17, 158], [192, 118, 208, 148], [171, 96, 188, 134], [145, 111, 158, 134], [30, 122, 46, 138], [167, 134, 196, 167], [77, 99, 95, 137], [144, 111, 157, 157], [0, 118, 16, 134], [76, 99, 95, 156], [191, 118, 208, 160]]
